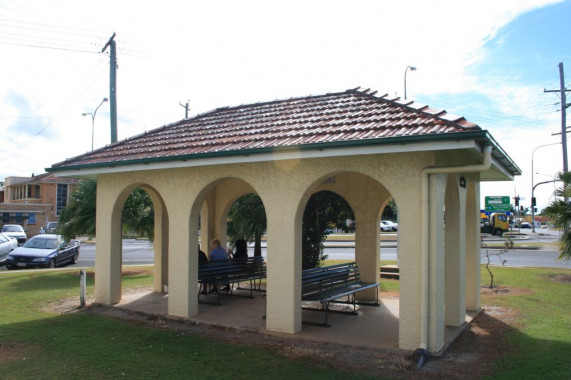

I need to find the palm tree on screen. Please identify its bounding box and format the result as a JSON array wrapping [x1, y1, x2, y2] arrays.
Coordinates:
[[58, 179, 97, 241], [543, 171, 571, 261], [59, 181, 155, 242], [227, 193, 266, 257], [122, 188, 155, 241]]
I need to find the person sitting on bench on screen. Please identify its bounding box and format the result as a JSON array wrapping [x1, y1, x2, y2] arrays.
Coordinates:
[[233, 239, 248, 260], [209, 238, 230, 292]]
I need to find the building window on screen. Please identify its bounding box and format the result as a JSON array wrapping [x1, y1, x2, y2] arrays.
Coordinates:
[[27, 185, 32, 198], [35, 185, 41, 199], [28, 213, 36, 224], [56, 184, 68, 216]]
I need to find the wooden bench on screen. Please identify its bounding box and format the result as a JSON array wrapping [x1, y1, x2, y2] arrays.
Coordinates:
[[199, 257, 266, 305], [302, 262, 379, 326]]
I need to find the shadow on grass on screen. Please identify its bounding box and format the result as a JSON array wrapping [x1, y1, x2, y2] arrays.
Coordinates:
[[0, 310, 372, 379], [438, 308, 571, 379]]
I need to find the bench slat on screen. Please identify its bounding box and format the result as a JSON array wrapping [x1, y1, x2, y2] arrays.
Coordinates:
[[302, 262, 379, 325]]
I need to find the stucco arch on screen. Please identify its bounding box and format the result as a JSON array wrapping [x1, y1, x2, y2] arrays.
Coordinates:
[[95, 181, 169, 304], [189, 177, 260, 252], [296, 171, 396, 308]]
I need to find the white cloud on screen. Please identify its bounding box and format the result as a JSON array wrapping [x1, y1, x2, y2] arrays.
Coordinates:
[[0, 0, 564, 202]]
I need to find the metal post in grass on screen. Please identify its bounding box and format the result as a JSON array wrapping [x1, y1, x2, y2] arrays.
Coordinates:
[[79, 268, 86, 308]]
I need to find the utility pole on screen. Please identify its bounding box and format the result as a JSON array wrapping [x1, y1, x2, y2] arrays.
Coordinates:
[[544, 62, 570, 173], [179, 100, 190, 119], [102, 33, 118, 144]]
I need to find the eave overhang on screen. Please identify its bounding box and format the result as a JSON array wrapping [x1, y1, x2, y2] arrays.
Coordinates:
[[46, 130, 521, 181]]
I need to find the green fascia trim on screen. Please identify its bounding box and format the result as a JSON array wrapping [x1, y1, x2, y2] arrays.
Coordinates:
[[47, 130, 519, 175]]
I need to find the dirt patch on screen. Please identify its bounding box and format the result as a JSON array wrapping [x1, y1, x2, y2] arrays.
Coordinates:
[[0, 342, 40, 365], [37, 289, 519, 379], [480, 286, 532, 296], [542, 273, 571, 284]]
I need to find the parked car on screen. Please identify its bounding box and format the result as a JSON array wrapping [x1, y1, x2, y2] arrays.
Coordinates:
[[380, 220, 398, 231], [1, 224, 27, 245], [0, 233, 18, 265], [43, 222, 58, 234], [5, 234, 80, 270]]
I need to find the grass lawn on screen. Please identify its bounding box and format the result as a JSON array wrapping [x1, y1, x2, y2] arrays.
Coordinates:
[[0, 269, 374, 379], [0, 264, 569, 379], [479, 266, 571, 379]]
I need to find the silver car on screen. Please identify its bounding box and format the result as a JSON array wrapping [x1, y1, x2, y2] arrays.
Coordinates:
[[0, 233, 18, 264]]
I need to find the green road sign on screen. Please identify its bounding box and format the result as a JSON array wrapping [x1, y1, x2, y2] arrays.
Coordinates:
[[485, 196, 510, 212]]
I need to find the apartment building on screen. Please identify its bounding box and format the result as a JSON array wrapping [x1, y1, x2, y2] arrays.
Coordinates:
[[0, 173, 78, 237]]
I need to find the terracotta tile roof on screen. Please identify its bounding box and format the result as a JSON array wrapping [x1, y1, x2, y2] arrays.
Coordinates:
[[51, 87, 482, 170]]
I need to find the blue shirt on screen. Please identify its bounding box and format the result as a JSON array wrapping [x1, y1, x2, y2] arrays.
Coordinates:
[[209, 246, 228, 261]]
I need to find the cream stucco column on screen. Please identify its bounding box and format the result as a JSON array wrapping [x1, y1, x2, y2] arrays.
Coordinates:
[[428, 173, 447, 352], [265, 195, 302, 334], [445, 176, 467, 326], [395, 175, 423, 351], [94, 179, 123, 305], [167, 202, 198, 318], [200, 192, 216, 254], [465, 179, 481, 310], [353, 208, 381, 301], [152, 196, 169, 293]]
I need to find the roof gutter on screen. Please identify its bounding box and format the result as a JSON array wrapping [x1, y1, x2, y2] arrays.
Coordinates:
[[417, 145, 492, 365]]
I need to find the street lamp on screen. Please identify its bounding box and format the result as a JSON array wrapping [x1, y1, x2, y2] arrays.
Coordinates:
[[404, 65, 417, 100], [82, 98, 108, 151], [531, 142, 560, 232]]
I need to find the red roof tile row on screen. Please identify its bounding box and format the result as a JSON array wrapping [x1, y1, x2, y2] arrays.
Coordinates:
[[51, 87, 481, 169]]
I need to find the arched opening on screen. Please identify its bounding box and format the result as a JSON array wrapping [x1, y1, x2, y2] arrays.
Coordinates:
[[226, 192, 267, 258], [106, 184, 169, 301], [293, 172, 400, 347], [301, 190, 354, 269], [186, 178, 267, 318]]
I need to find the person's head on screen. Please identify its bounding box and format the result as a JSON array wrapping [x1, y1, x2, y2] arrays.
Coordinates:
[[210, 239, 220, 248]]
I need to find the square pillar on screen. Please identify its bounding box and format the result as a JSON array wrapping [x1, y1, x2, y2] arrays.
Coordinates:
[[445, 177, 467, 326], [465, 179, 481, 310], [354, 212, 381, 301], [94, 182, 123, 305], [168, 210, 198, 318], [153, 201, 169, 293], [428, 174, 446, 353], [265, 206, 301, 334]]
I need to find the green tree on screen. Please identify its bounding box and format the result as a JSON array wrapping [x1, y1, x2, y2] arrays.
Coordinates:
[[58, 181, 154, 242], [302, 191, 353, 269], [122, 188, 154, 241], [543, 171, 571, 260], [58, 179, 97, 241], [227, 193, 266, 257]]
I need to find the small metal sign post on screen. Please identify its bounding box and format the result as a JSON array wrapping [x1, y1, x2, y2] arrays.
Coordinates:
[[79, 268, 86, 308]]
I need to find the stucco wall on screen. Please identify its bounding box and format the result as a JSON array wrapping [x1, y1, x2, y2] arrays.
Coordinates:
[[94, 149, 480, 352]]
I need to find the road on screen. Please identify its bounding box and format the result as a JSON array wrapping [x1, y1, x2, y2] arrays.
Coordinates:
[[2, 229, 569, 272]]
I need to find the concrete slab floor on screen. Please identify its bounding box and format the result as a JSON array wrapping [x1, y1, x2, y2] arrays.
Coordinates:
[[114, 286, 475, 354]]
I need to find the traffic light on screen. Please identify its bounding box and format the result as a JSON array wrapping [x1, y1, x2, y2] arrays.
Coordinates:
[[532, 197, 536, 207], [534, 207, 538, 213], [515, 197, 519, 207]]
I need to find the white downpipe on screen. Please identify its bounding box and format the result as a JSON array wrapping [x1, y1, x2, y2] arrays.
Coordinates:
[[419, 145, 492, 351]]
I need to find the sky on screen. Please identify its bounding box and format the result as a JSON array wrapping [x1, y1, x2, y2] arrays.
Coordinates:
[[0, 0, 570, 212]]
